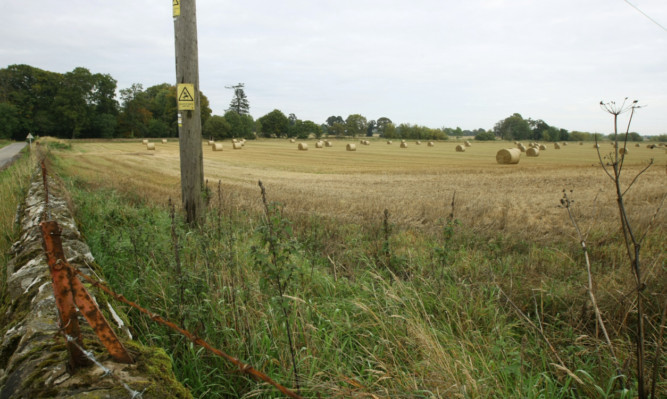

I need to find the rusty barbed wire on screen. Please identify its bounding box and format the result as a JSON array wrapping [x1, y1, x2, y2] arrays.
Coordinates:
[[71, 261, 304, 399], [40, 159, 51, 222], [64, 334, 145, 399]]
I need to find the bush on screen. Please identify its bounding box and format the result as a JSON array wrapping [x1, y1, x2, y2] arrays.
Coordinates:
[[474, 131, 496, 141]]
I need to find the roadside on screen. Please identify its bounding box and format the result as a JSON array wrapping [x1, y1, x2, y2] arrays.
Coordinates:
[[0, 142, 28, 171]]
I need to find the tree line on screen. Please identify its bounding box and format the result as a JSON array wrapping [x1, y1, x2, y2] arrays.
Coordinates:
[[480, 112, 645, 142], [2, 64, 652, 142]]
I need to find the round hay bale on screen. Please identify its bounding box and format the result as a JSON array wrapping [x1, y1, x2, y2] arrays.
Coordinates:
[[647, 144, 656, 149], [464, 140, 472, 147], [526, 147, 540, 157], [346, 143, 357, 151], [325, 140, 333, 147], [386, 140, 392, 144], [232, 139, 238, 143], [401, 139, 406, 144], [518, 144, 527, 152], [232, 142, 242, 150], [146, 143, 155, 150], [635, 143, 640, 147], [562, 142, 568, 146], [212, 143, 223, 151], [539, 144, 547, 150], [554, 143, 561, 149], [142, 139, 149, 145], [416, 140, 421, 145], [290, 138, 296, 143], [428, 141, 435, 147], [315, 141, 324, 148], [161, 139, 168, 144], [455, 144, 465, 152], [400, 142, 408, 148], [496, 148, 521, 164], [208, 140, 215, 146], [298, 142, 308, 151], [363, 140, 370, 145], [619, 147, 628, 155], [593, 144, 600, 148]]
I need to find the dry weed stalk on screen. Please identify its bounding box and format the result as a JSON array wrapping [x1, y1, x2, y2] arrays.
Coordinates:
[[596, 99, 664, 399]]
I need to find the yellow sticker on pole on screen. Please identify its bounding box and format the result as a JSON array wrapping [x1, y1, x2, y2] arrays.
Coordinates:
[[173, 0, 181, 17], [177, 84, 195, 111]]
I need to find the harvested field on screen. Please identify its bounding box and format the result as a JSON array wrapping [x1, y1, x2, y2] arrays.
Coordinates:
[[61, 139, 665, 240]]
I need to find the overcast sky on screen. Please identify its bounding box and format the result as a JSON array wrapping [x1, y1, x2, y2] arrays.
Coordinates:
[[2, 1, 666, 134]]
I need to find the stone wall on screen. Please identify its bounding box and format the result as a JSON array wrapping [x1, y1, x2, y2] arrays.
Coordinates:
[[0, 168, 191, 398]]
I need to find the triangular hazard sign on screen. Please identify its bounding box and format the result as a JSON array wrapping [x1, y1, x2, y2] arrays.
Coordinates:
[[179, 87, 194, 102]]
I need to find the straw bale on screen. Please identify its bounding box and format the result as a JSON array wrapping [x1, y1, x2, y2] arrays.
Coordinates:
[[465, 140, 472, 147], [142, 139, 149, 144], [416, 141, 421, 145], [298, 143, 308, 151], [539, 144, 547, 150], [428, 141, 435, 147], [325, 140, 333, 147], [290, 138, 296, 143], [208, 140, 215, 146], [162, 139, 168, 144], [387, 140, 392, 144], [315, 141, 324, 148], [554, 143, 561, 149], [518, 144, 527, 152], [619, 148, 628, 155], [346, 143, 357, 151], [594, 144, 600, 148], [496, 148, 521, 164], [233, 142, 242, 150], [400, 142, 408, 148], [562, 142, 568, 146], [526, 147, 540, 157], [146, 143, 155, 150], [213, 143, 223, 151], [635, 143, 640, 147], [455, 144, 465, 152]]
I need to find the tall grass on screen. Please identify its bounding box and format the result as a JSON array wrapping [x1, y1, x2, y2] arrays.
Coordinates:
[[58, 159, 664, 398], [0, 147, 33, 294]]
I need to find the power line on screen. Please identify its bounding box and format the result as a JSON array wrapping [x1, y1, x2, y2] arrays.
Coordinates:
[[624, 0, 667, 32]]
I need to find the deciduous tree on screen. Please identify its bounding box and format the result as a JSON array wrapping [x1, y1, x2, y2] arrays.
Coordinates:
[[345, 114, 367, 137], [493, 113, 531, 140], [258, 109, 289, 137]]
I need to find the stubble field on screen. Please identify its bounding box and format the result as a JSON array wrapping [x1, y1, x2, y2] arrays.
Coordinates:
[[60, 138, 665, 241]]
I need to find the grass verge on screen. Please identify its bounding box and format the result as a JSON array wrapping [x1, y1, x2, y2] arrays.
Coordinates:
[[0, 146, 34, 294]]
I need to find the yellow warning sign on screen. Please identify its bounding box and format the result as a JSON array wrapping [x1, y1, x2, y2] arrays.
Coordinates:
[[173, 0, 180, 17], [177, 84, 195, 111]]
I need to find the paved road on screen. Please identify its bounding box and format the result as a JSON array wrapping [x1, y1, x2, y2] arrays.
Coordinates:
[[0, 142, 28, 170]]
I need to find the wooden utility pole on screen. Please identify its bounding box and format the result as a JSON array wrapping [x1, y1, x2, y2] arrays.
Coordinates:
[[173, 0, 204, 225]]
